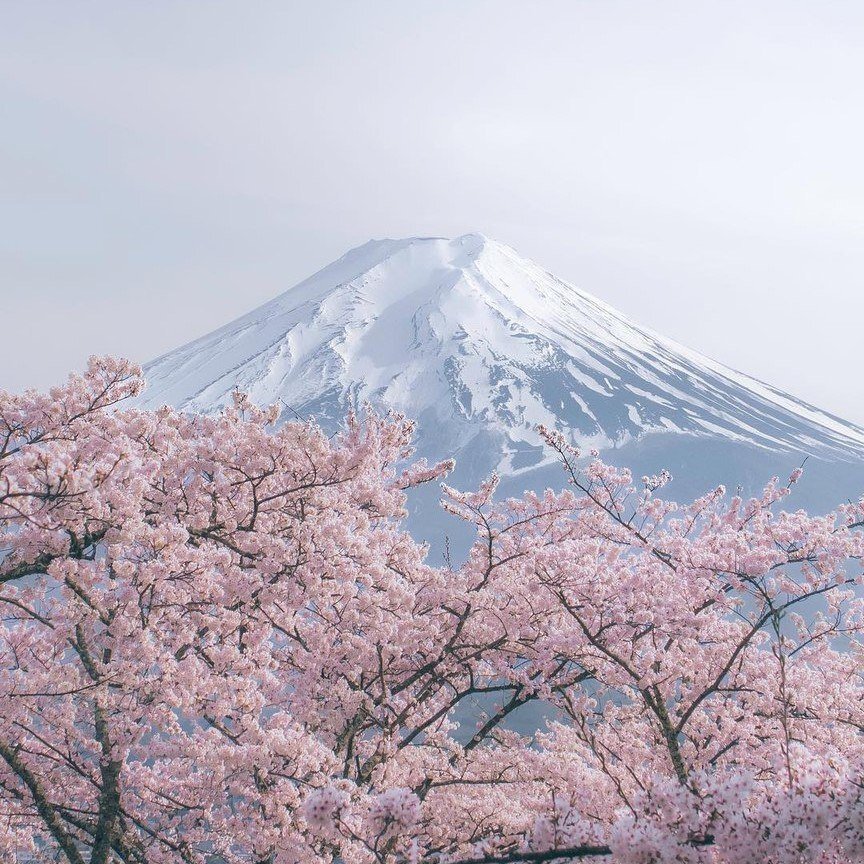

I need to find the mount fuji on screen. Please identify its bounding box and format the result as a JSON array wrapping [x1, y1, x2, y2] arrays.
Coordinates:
[[138, 233, 864, 542]]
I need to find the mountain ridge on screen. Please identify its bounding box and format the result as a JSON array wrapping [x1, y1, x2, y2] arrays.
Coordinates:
[[138, 233, 864, 473]]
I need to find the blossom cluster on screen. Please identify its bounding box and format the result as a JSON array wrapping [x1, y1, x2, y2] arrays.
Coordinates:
[[0, 358, 863, 864]]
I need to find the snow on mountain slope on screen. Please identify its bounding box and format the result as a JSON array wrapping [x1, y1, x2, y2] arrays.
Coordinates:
[[138, 233, 864, 471]]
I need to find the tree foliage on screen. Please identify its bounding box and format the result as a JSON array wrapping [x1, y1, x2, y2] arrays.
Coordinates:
[[1, 358, 864, 863]]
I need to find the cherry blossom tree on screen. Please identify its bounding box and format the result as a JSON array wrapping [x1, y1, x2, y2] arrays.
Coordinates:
[[1, 358, 864, 864]]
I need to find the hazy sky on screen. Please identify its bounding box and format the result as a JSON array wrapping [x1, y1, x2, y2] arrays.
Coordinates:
[[2, 1, 864, 422]]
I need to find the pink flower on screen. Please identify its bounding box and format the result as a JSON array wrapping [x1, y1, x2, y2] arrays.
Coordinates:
[[368, 788, 421, 834], [303, 786, 348, 829], [2, 357, 864, 864]]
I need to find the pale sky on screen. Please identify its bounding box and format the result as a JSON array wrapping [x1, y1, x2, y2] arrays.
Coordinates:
[[2, 1, 864, 423]]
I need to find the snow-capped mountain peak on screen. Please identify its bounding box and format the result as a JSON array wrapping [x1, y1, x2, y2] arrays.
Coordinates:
[[138, 234, 864, 471]]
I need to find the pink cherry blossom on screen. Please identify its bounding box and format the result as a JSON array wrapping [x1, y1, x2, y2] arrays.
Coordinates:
[[0, 359, 863, 863]]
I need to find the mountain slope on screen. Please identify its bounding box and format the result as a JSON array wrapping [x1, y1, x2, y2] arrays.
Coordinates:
[[139, 234, 864, 475]]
